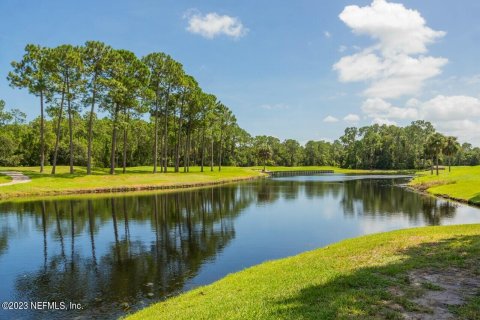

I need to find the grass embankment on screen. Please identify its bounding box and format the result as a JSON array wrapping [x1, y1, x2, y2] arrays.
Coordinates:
[[0, 173, 12, 184], [0, 165, 404, 199], [410, 166, 480, 205], [0, 166, 263, 199], [128, 224, 480, 320]]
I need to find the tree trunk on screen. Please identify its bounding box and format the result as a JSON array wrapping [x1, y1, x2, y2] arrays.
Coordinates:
[[218, 131, 223, 172], [162, 88, 170, 173], [201, 127, 205, 172], [436, 155, 439, 176], [51, 85, 66, 175], [153, 99, 159, 173], [430, 158, 434, 175], [122, 106, 128, 174], [449, 157, 451, 172], [40, 90, 45, 173], [184, 127, 191, 173], [110, 104, 119, 175], [86, 76, 97, 175], [67, 75, 74, 174], [183, 129, 188, 173], [211, 136, 214, 172], [175, 98, 184, 173]]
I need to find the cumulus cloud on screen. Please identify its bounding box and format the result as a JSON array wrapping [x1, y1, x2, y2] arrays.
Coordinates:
[[361, 98, 418, 120], [185, 11, 248, 39], [339, 0, 445, 56], [333, 0, 447, 99], [344, 114, 360, 123], [324, 31, 332, 38], [372, 118, 397, 126], [323, 115, 339, 123], [419, 95, 480, 121]]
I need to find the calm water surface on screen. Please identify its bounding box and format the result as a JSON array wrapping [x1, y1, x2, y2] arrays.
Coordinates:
[[1, 175, 480, 319]]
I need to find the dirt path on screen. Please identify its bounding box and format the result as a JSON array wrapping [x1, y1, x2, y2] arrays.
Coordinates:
[[388, 267, 480, 319], [0, 171, 31, 186]]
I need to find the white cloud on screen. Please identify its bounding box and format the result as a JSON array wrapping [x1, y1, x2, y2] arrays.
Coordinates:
[[324, 31, 332, 38], [323, 115, 339, 123], [343, 114, 360, 123], [185, 11, 248, 39], [333, 0, 447, 99], [339, 0, 445, 56], [338, 45, 348, 53], [334, 51, 383, 82], [372, 118, 397, 126], [361, 98, 418, 119], [419, 95, 480, 121]]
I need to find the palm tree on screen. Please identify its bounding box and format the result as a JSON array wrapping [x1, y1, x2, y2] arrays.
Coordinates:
[[258, 144, 272, 172], [425, 133, 447, 176], [443, 136, 460, 172]]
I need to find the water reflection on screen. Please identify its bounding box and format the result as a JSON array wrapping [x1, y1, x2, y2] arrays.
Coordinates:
[[0, 176, 478, 319]]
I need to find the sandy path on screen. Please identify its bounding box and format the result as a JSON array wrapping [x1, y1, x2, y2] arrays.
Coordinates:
[[0, 171, 32, 187]]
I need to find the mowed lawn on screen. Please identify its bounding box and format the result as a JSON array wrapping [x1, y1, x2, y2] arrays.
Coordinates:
[[410, 166, 480, 205], [0, 173, 12, 184], [0, 166, 263, 198], [127, 224, 480, 320]]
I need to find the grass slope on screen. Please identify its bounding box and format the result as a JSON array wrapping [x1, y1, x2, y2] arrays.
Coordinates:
[[410, 166, 480, 205], [0, 166, 262, 199], [0, 173, 12, 184], [127, 224, 480, 320], [0, 165, 404, 199]]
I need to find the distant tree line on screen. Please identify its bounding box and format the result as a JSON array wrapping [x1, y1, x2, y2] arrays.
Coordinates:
[[1, 43, 477, 172]]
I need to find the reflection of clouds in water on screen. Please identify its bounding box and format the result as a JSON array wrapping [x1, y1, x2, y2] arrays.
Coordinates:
[[358, 217, 416, 235]]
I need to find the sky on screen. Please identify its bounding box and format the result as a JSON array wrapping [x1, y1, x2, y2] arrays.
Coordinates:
[[1, 0, 480, 145]]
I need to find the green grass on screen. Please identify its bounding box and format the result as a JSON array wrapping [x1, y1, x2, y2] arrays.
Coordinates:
[[0, 166, 263, 199], [0, 173, 12, 184], [410, 166, 480, 205], [0, 165, 406, 199], [126, 224, 480, 320]]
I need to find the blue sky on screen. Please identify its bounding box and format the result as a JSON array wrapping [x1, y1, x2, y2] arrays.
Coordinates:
[[1, 0, 480, 144]]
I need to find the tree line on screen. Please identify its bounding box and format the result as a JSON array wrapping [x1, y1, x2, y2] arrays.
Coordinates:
[[1, 42, 478, 173], [5, 42, 240, 174]]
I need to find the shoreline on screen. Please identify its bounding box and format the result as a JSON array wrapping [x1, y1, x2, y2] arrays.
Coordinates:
[[405, 166, 480, 208], [0, 166, 415, 201], [0, 174, 265, 201], [406, 183, 480, 207]]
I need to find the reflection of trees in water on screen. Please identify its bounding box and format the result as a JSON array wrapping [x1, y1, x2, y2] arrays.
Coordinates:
[[3, 186, 255, 319], [255, 179, 343, 203], [253, 178, 457, 225], [339, 179, 457, 225]]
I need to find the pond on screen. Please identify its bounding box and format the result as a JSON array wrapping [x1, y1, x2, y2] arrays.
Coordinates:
[[1, 175, 480, 319]]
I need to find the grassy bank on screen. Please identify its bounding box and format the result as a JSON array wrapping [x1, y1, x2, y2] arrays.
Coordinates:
[[409, 166, 480, 205], [0, 166, 405, 199], [0, 173, 12, 184], [127, 224, 480, 320], [0, 166, 263, 199]]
